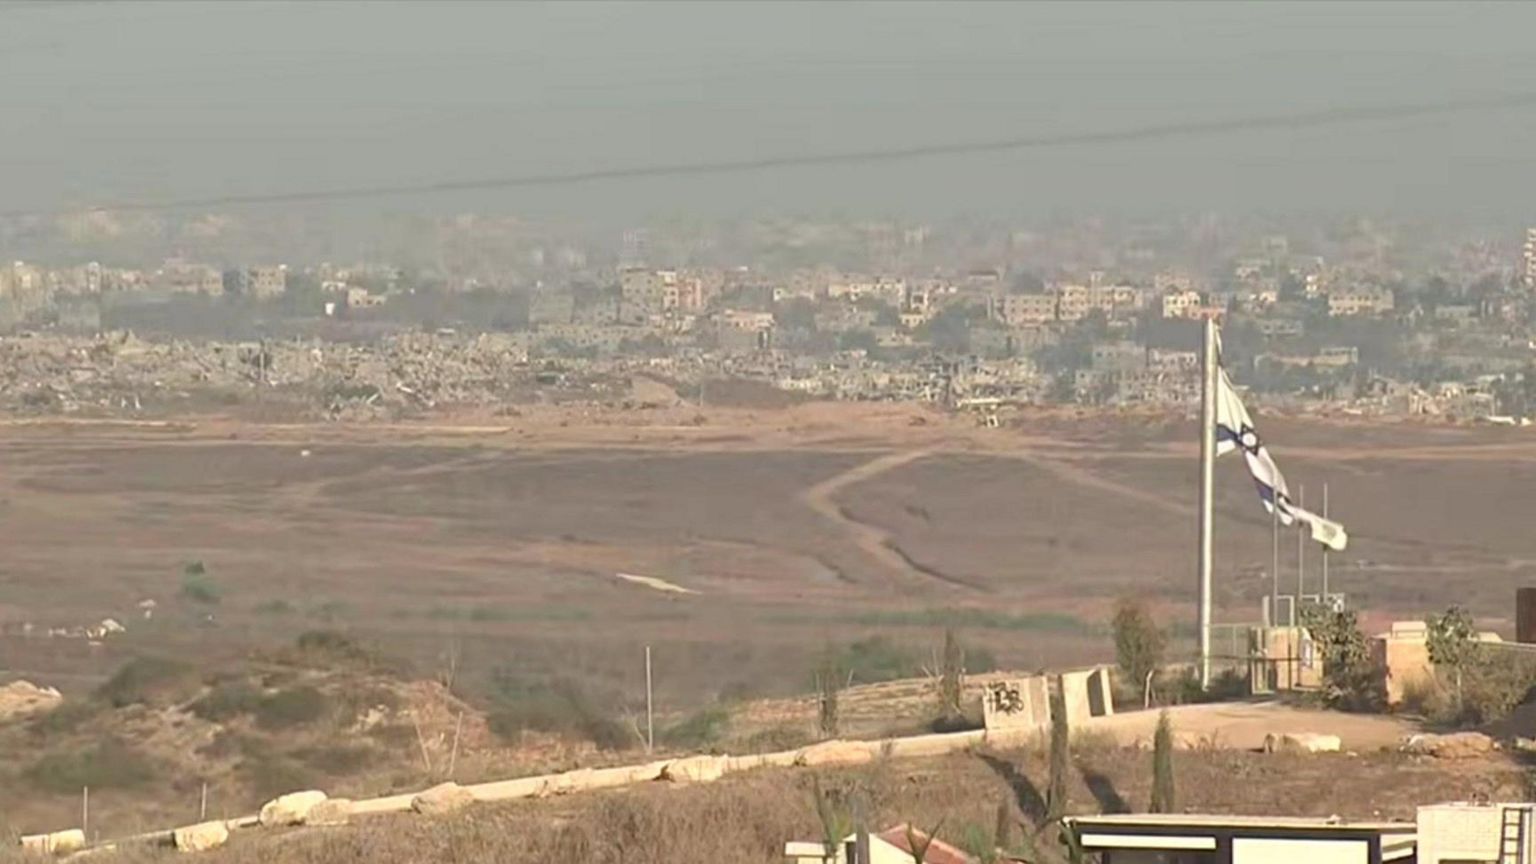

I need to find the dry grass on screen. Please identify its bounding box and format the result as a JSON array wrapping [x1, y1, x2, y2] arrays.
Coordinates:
[[19, 745, 1517, 864], [7, 412, 1536, 851]]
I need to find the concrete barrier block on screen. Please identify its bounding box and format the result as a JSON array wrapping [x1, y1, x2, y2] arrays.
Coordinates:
[[20, 829, 86, 856], [795, 740, 880, 767], [172, 821, 230, 852], [347, 794, 416, 816]]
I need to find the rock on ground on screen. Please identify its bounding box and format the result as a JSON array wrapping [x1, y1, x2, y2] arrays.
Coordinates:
[[259, 790, 328, 827], [173, 821, 230, 852], [1403, 732, 1495, 759], [412, 782, 475, 816], [1263, 732, 1342, 754]]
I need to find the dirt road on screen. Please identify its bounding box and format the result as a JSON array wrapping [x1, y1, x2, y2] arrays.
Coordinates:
[[1083, 700, 1416, 750]]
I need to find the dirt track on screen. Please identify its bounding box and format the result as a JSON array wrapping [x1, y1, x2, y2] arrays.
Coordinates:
[[1083, 701, 1416, 750]]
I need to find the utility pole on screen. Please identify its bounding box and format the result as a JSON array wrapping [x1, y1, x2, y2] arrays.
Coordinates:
[[1197, 317, 1217, 690], [644, 644, 654, 753]]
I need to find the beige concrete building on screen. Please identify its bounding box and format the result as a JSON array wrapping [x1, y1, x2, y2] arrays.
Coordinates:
[[246, 265, 287, 300], [992, 292, 1056, 326], [1327, 286, 1395, 317], [1371, 620, 1505, 707]]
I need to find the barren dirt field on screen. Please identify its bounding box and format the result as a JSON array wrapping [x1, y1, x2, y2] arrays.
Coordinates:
[[3, 402, 1536, 706]]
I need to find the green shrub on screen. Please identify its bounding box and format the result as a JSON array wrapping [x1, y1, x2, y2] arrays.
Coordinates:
[[239, 755, 318, 801], [288, 630, 372, 668], [1154, 667, 1246, 705], [253, 599, 295, 615], [255, 686, 328, 730], [967, 645, 1000, 675], [28, 700, 102, 738], [660, 707, 731, 750], [487, 675, 628, 750], [366, 723, 417, 748], [189, 680, 263, 721], [307, 600, 353, 622], [25, 739, 156, 793], [742, 723, 815, 753], [94, 656, 196, 708], [292, 744, 375, 775], [180, 561, 221, 605], [821, 637, 922, 686], [1458, 652, 1536, 726]]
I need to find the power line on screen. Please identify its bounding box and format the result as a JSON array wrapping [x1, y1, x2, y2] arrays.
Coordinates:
[[7, 91, 1536, 219]]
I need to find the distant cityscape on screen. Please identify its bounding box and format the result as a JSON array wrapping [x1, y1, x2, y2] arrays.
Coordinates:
[[4, 213, 1536, 421]]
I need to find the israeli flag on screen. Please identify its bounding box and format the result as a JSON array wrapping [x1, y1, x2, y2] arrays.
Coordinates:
[[1215, 366, 1348, 551]]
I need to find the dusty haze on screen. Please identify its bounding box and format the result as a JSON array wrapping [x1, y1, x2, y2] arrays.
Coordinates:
[[5, 0, 1536, 223]]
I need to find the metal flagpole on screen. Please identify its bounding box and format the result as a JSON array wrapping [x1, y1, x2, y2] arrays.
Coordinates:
[[1321, 483, 1330, 603], [1271, 488, 1279, 626], [644, 645, 654, 753], [1296, 484, 1305, 613], [1198, 318, 1217, 690]]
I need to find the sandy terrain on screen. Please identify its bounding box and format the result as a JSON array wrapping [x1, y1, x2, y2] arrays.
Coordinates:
[[3, 402, 1536, 708]]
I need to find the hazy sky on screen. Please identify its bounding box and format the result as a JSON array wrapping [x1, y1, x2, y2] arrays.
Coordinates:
[[5, 1, 1536, 222]]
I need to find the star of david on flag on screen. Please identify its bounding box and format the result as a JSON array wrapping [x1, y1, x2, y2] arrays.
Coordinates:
[[1214, 364, 1348, 551]]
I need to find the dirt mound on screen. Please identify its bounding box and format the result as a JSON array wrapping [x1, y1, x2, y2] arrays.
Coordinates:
[[0, 638, 497, 839]]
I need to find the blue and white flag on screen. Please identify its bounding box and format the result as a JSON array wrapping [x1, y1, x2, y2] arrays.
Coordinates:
[[1215, 366, 1348, 551]]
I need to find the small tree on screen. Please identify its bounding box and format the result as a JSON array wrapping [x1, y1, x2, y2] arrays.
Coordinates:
[[1299, 605, 1381, 711], [1112, 597, 1166, 705], [938, 628, 965, 724], [992, 800, 1013, 852], [1149, 709, 1175, 813], [179, 561, 221, 605], [1427, 605, 1479, 713], [816, 655, 842, 739], [1046, 676, 1070, 823], [905, 821, 944, 864], [812, 777, 852, 864]]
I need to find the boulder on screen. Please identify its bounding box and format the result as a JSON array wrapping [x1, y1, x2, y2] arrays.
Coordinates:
[[258, 790, 328, 827], [19, 829, 85, 855], [1403, 732, 1495, 759], [173, 821, 230, 852], [795, 740, 880, 767], [660, 754, 729, 783], [412, 782, 475, 816], [304, 798, 354, 826], [1263, 733, 1342, 754]]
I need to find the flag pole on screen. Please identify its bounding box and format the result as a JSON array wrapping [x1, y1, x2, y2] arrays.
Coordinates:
[[1271, 484, 1279, 625], [1198, 317, 1217, 690], [1321, 483, 1330, 603], [1296, 484, 1305, 611]]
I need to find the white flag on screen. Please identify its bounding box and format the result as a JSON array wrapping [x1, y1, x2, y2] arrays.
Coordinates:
[[1214, 366, 1348, 551]]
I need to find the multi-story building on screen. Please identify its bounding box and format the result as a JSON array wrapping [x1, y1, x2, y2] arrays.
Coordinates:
[[992, 292, 1056, 326], [156, 258, 224, 296], [1525, 227, 1536, 289], [827, 275, 905, 305], [1327, 286, 1395, 317], [1161, 289, 1203, 319], [247, 266, 287, 300], [528, 288, 576, 326], [620, 268, 678, 324]]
